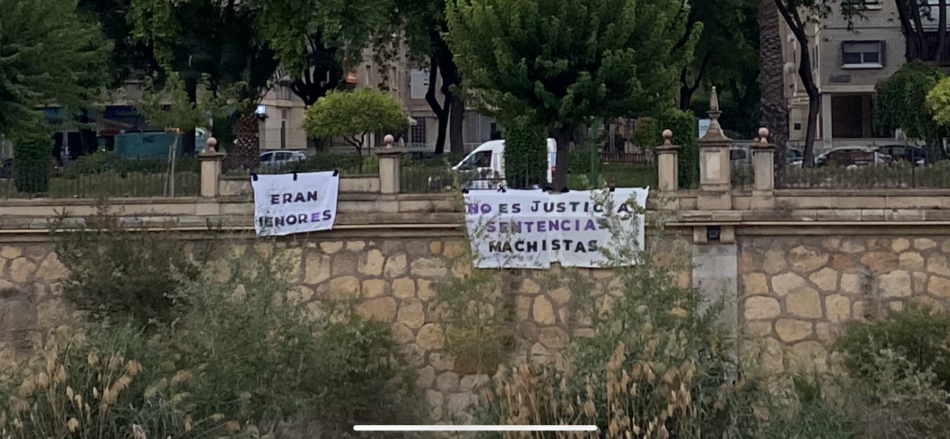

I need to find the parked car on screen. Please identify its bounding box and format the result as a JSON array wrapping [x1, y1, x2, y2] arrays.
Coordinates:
[[815, 146, 890, 168], [452, 139, 557, 190], [875, 144, 925, 167], [729, 146, 753, 169], [785, 149, 804, 168], [259, 150, 307, 168]]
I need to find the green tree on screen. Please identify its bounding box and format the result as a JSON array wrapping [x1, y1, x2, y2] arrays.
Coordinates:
[[927, 76, 950, 128], [0, 0, 110, 138], [446, 0, 699, 188], [128, 0, 279, 158], [674, 0, 760, 112], [255, 0, 391, 150], [877, 61, 947, 162], [135, 70, 224, 195], [304, 88, 409, 170]]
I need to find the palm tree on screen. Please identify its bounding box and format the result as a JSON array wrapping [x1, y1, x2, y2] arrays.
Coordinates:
[[759, 0, 789, 171]]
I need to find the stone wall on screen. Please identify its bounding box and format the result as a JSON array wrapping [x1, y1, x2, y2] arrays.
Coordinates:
[[738, 235, 950, 372], [0, 235, 677, 422]]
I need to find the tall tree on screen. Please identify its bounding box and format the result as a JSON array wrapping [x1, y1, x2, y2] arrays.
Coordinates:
[[129, 0, 279, 158], [0, 0, 110, 138], [447, 0, 698, 189], [759, 0, 789, 160], [256, 0, 391, 149], [398, 0, 466, 155], [887, 0, 949, 63], [673, 0, 759, 111], [773, 0, 831, 167]]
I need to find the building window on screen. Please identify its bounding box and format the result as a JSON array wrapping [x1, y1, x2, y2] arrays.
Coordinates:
[[842, 0, 881, 10], [276, 85, 292, 101], [410, 120, 427, 145], [841, 41, 885, 68]]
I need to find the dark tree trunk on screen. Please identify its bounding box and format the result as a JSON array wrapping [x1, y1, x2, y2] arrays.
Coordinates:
[[437, 42, 464, 154], [448, 96, 465, 155], [678, 53, 711, 111], [425, 56, 448, 155], [182, 78, 198, 156], [775, 0, 820, 166], [760, 0, 789, 166], [550, 125, 574, 190]]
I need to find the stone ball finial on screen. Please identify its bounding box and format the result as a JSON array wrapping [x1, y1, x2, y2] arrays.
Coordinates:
[[758, 127, 769, 140], [206, 137, 218, 153], [662, 129, 673, 144], [383, 134, 395, 148]]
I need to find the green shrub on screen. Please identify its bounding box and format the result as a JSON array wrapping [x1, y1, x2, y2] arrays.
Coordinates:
[[632, 117, 658, 148], [63, 152, 200, 178], [170, 242, 421, 432], [835, 304, 950, 391], [12, 128, 53, 193], [502, 121, 547, 188], [655, 109, 698, 189], [50, 203, 210, 330]]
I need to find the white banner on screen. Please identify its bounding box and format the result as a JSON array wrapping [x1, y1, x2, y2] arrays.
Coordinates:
[[252, 171, 340, 236], [464, 188, 649, 269]]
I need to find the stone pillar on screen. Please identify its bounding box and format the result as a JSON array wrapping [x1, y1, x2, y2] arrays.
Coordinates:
[[198, 137, 225, 198], [655, 129, 679, 210], [751, 128, 776, 209], [377, 135, 401, 195], [697, 87, 732, 210], [656, 129, 679, 192]]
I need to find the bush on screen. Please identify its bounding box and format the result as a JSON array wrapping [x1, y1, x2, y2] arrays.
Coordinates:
[[12, 128, 53, 193], [472, 194, 767, 438], [0, 323, 226, 439], [171, 243, 421, 431], [8, 225, 422, 438], [835, 304, 950, 392], [62, 152, 200, 178], [656, 109, 698, 189], [50, 203, 210, 329], [502, 121, 547, 188]]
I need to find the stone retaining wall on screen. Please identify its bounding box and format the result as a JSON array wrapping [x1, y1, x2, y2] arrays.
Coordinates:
[[0, 235, 673, 422], [738, 235, 950, 372]]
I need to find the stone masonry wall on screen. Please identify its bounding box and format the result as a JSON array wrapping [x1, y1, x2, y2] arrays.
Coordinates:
[[738, 235, 950, 372], [0, 235, 689, 423]]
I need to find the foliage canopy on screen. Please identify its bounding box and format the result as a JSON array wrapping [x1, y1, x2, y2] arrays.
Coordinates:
[[446, 0, 699, 186], [304, 88, 409, 155], [0, 0, 110, 138], [876, 61, 947, 160]]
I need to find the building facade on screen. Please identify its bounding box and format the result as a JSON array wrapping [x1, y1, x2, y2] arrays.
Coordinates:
[[784, 0, 906, 149]]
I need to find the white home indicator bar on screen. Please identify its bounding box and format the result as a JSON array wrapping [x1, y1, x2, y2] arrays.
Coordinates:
[[354, 425, 598, 432]]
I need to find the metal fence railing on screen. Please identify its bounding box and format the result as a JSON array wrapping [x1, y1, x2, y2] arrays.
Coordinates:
[[599, 151, 654, 165], [0, 158, 200, 198], [776, 161, 950, 190]]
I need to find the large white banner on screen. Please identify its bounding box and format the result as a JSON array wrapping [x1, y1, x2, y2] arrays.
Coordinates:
[[464, 188, 650, 269], [252, 171, 340, 236]]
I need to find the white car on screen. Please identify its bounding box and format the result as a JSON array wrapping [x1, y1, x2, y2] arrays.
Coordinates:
[[260, 150, 307, 168]]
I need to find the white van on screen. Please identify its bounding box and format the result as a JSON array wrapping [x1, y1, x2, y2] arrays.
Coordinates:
[[452, 139, 557, 189]]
